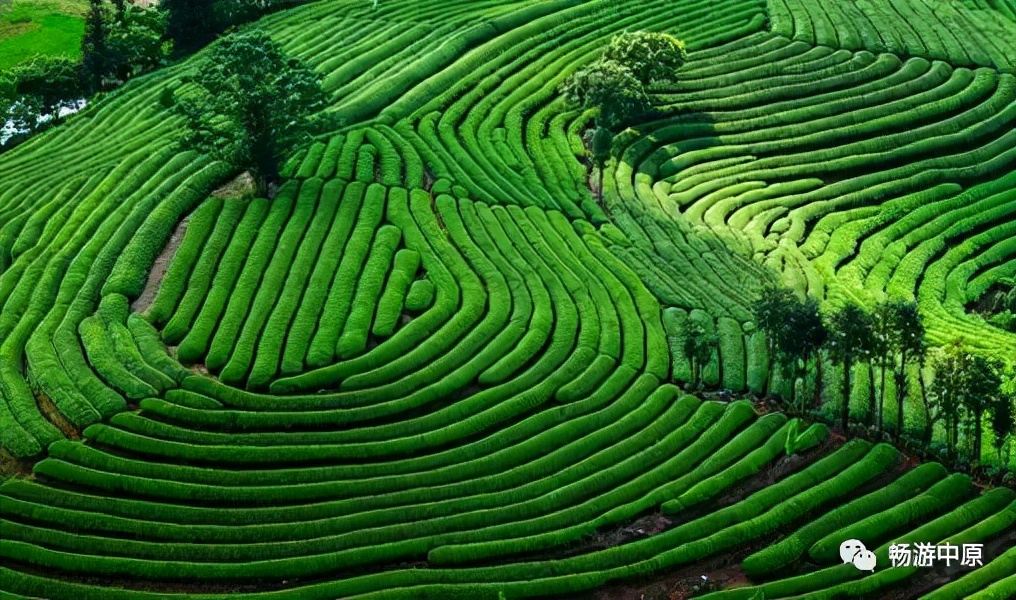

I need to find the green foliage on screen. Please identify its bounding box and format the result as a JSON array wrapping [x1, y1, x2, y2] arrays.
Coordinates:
[[601, 30, 687, 85], [751, 283, 826, 407], [751, 283, 798, 360], [825, 303, 875, 364], [161, 0, 298, 54], [929, 340, 1007, 461], [172, 29, 325, 193], [826, 302, 875, 430], [784, 418, 800, 454], [684, 320, 717, 389], [82, 0, 167, 89], [590, 125, 613, 166], [560, 30, 686, 129], [559, 58, 648, 129], [9, 54, 84, 118]]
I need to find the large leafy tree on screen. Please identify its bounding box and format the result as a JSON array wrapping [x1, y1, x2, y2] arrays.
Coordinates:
[[173, 30, 325, 195], [826, 302, 875, 432], [560, 31, 686, 205], [105, 4, 169, 82]]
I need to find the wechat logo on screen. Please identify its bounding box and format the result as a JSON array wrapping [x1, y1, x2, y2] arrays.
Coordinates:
[[840, 539, 876, 572]]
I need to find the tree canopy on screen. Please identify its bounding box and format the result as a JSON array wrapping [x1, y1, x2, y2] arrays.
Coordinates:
[[826, 302, 875, 431], [83, 0, 169, 90], [602, 31, 687, 85], [172, 29, 325, 194], [10, 56, 84, 120], [559, 59, 648, 130], [559, 30, 686, 130], [162, 0, 300, 54]]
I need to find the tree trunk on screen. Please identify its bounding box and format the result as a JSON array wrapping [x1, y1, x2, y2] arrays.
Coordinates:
[[789, 361, 798, 411], [878, 363, 887, 433], [867, 363, 876, 427], [950, 418, 958, 459], [252, 169, 268, 198], [895, 349, 908, 439], [841, 356, 852, 432], [597, 165, 604, 205], [813, 353, 824, 409], [974, 413, 983, 463], [919, 364, 931, 443]]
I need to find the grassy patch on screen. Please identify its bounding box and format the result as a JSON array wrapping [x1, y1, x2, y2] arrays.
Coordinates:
[[0, 0, 88, 70]]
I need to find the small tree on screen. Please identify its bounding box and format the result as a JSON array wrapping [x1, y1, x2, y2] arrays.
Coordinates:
[[82, 0, 109, 91], [959, 355, 1003, 463], [684, 322, 717, 391], [887, 301, 926, 438], [784, 296, 827, 411], [991, 363, 1015, 462], [173, 30, 325, 195], [560, 30, 685, 207], [601, 31, 687, 85], [929, 341, 970, 458], [826, 302, 875, 432], [751, 283, 799, 363]]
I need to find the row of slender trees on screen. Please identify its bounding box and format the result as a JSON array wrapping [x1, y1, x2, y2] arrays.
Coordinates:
[[555, 30, 1014, 467], [746, 284, 1015, 465]]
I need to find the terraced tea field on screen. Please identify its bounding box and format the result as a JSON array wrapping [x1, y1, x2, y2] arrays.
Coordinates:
[[1, 0, 1014, 598]]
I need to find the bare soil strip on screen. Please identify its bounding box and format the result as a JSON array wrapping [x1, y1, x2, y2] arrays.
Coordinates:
[[131, 216, 188, 315]]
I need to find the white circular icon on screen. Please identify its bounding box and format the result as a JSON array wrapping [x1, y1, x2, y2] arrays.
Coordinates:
[[839, 539, 866, 564], [852, 549, 877, 572]]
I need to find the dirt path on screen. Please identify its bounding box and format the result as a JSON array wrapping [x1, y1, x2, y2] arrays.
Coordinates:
[[131, 216, 188, 315]]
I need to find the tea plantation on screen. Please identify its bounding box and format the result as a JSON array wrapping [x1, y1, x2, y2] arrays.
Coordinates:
[[0, 0, 1014, 598]]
